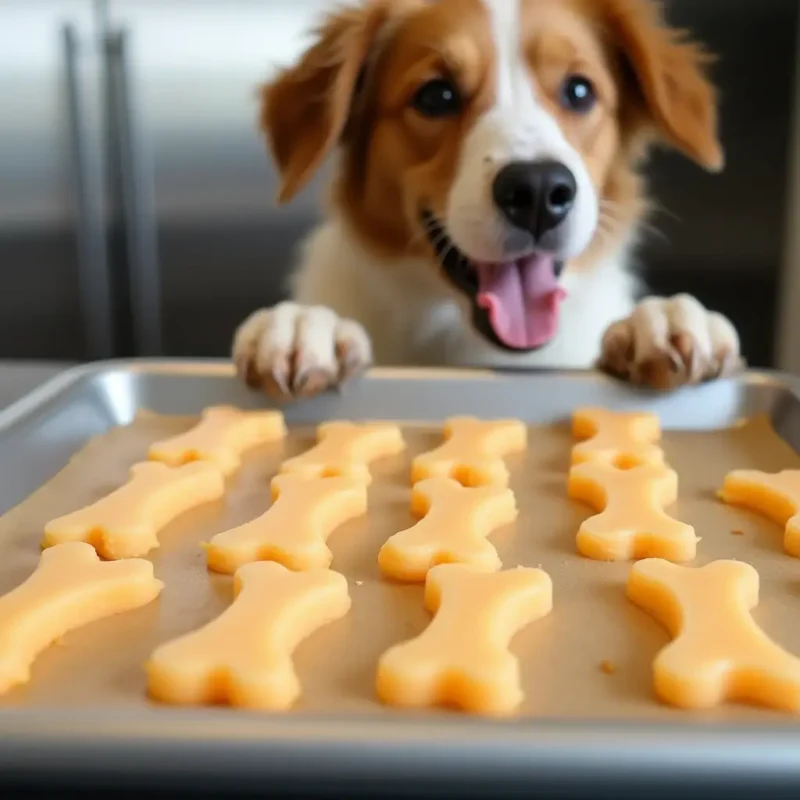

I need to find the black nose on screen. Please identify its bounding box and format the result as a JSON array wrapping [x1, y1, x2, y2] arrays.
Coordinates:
[[492, 160, 577, 240]]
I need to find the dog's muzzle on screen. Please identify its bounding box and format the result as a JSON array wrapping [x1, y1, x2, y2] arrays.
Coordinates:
[[421, 210, 565, 353]]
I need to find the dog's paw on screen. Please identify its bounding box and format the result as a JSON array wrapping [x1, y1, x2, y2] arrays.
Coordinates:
[[232, 302, 372, 400], [598, 294, 744, 390]]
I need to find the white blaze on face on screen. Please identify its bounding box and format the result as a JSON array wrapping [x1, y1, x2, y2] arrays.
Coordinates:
[[443, 0, 599, 352]]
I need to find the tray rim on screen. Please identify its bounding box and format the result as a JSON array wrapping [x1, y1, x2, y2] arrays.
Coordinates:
[[2, 358, 800, 789], [0, 707, 799, 790], [1, 357, 798, 434]]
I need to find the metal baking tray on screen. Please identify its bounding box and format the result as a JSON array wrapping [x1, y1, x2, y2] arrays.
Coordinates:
[[1, 359, 800, 798]]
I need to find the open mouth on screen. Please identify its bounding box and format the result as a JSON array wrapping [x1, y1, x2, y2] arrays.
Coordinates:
[[422, 210, 566, 353]]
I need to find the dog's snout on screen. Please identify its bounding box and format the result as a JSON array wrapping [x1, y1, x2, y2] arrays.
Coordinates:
[[492, 160, 577, 240]]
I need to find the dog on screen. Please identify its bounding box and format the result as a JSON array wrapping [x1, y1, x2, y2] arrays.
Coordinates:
[[233, 0, 743, 400]]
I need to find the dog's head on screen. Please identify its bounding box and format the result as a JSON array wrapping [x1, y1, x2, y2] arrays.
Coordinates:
[[262, 0, 722, 352]]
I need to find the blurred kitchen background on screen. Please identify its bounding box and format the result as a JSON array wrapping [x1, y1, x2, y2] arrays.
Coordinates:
[[2, 0, 800, 371]]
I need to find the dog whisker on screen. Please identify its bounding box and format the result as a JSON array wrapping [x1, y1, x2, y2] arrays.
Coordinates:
[[646, 200, 682, 224], [601, 199, 671, 244]]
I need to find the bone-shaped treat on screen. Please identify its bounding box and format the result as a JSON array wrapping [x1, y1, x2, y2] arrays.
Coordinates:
[[0, 542, 162, 694], [376, 564, 552, 715], [378, 478, 517, 581], [279, 421, 405, 484], [148, 406, 286, 476], [572, 407, 664, 468], [205, 474, 367, 574], [43, 461, 225, 559], [719, 470, 800, 557], [411, 416, 527, 487], [568, 462, 697, 561], [628, 559, 800, 712], [147, 561, 350, 710]]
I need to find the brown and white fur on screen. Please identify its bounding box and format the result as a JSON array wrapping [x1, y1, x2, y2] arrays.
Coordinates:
[[233, 0, 742, 399]]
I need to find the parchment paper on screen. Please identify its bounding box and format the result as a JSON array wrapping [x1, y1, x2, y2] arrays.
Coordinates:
[[1, 412, 800, 724]]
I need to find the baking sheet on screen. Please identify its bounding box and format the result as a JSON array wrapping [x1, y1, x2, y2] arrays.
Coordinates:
[[3, 362, 800, 794], [2, 407, 800, 725]]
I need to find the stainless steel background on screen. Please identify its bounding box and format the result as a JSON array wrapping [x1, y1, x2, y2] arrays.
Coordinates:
[[0, 0, 797, 365], [0, 1, 108, 360]]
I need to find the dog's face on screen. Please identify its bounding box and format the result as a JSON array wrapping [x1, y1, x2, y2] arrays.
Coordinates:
[[263, 0, 722, 352]]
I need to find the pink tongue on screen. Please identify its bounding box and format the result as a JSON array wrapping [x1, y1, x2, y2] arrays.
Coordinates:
[[475, 255, 566, 350]]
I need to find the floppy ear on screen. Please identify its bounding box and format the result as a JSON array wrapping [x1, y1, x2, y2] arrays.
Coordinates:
[[603, 0, 724, 171], [261, 1, 393, 203]]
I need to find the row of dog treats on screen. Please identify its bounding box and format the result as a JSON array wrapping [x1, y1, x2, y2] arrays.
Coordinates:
[[566, 407, 800, 716], [2, 406, 800, 716], [569, 407, 800, 561], [24, 404, 800, 571], [11, 540, 800, 716], [0, 410, 533, 712]]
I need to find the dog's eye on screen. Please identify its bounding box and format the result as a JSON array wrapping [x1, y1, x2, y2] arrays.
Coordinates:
[[412, 78, 462, 117], [560, 75, 596, 113]]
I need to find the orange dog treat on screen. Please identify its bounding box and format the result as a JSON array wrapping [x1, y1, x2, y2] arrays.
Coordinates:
[[147, 562, 350, 710], [279, 421, 405, 484], [0, 542, 162, 694], [148, 406, 286, 476], [568, 462, 697, 562], [205, 474, 367, 574], [43, 461, 224, 559], [719, 470, 800, 556], [628, 559, 800, 712], [572, 407, 664, 468], [378, 478, 517, 581], [376, 564, 552, 716], [411, 417, 527, 487]]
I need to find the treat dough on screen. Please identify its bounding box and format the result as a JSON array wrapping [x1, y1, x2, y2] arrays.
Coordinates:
[[279, 421, 405, 484], [411, 416, 527, 487], [719, 470, 800, 557], [378, 478, 517, 581], [572, 407, 664, 468], [0, 542, 163, 694], [205, 474, 368, 573], [148, 406, 286, 476], [568, 462, 697, 561], [376, 564, 552, 716], [628, 559, 800, 712], [43, 461, 225, 559], [146, 562, 350, 710]]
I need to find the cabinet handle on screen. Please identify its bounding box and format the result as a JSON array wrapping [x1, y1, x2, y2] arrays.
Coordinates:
[[106, 27, 163, 356], [62, 23, 114, 360]]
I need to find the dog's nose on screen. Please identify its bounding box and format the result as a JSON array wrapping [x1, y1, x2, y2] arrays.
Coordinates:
[[492, 160, 577, 240]]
